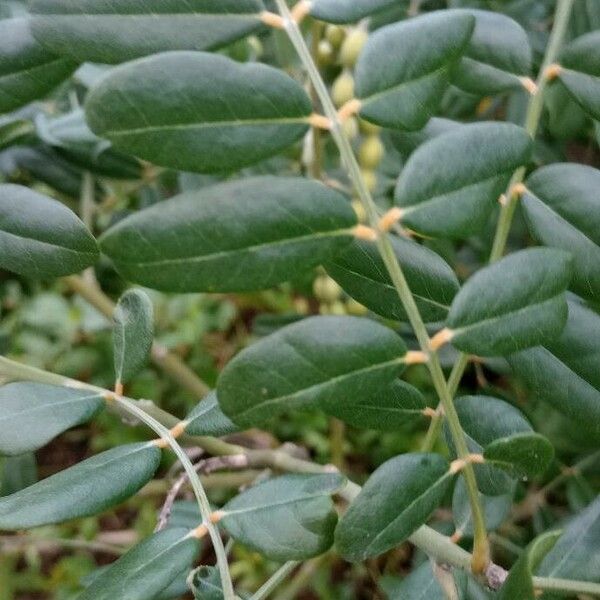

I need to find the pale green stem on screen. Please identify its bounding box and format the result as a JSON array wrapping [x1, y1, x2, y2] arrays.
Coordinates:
[[531, 577, 600, 597], [251, 562, 299, 600], [0, 356, 236, 600], [274, 0, 489, 572], [421, 0, 575, 452]]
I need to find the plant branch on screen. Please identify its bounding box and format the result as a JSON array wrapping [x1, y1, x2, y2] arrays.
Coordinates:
[[251, 562, 300, 600], [421, 0, 575, 454], [63, 275, 210, 398], [274, 0, 488, 573]]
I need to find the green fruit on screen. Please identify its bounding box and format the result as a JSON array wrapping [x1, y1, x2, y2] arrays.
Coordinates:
[[340, 29, 368, 68], [332, 71, 355, 107], [359, 135, 385, 169], [325, 25, 346, 49]]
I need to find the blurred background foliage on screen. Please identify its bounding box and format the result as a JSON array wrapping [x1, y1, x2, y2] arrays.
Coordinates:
[[1, 0, 600, 598]]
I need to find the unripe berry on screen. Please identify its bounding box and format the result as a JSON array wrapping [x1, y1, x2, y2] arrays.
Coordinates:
[[359, 135, 385, 169], [342, 116, 359, 140], [325, 25, 345, 49], [329, 301, 347, 315], [346, 298, 368, 316], [361, 169, 377, 193], [320, 277, 342, 303], [340, 29, 368, 68], [332, 71, 355, 108], [359, 118, 381, 135], [317, 40, 334, 65]]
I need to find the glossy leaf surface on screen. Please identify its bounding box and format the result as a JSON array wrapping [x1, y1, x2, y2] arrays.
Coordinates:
[[31, 0, 265, 64], [446, 248, 572, 356], [0, 443, 160, 529], [0, 383, 104, 456], [335, 453, 453, 561], [394, 122, 532, 239], [523, 164, 600, 301], [354, 11, 475, 129], [85, 52, 312, 173], [221, 473, 344, 560], [0, 184, 99, 278], [100, 177, 355, 293], [326, 236, 459, 323]]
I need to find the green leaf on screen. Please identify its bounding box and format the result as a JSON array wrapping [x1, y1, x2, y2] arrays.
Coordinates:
[[484, 432, 554, 479], [387, 117, 461, 161], [0, 442, 160, 529], [309, 0, 397, 24], [0, 116, 34, 152], [85, 52, 312, 174], [522, 164, 600, 301], [394, 122, 532, 239], [450, 395, 544, 495], [326, 379, 427, 431], [99, 177, 355, 293], [537, 495, 600, 586], [383, 561, 467, 600], [113, 289, 154, 385], [335, 453, 454, 561], [0, 382, 104, 456], [30, 0, 265, 64], [184, 392, 238, 438], [0, 184, 99, 279], [508, 299, 600, 442], [0, 453, 37, 496], [446, 248, 572, 356], [452, 477, 513, 537], [217, 316, 407, 428], [0, 17, 76, 113], [554, 31, 600, 120], [220, 473, 344, 561], [499, 532, 561, 600], [79, 528, 200, 600], [190, 566, 224, 600], [354, 11, 475, 130], [452, 9, 532, 95], [326, 236, 459, 323]]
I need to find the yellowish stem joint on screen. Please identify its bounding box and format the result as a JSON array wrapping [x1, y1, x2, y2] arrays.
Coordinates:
[[429, 327, 454, 352], [307, 113, 332, 130], [260, 11, 285, 29], [544, 63, 563, 81], [337, 98, 362, 122], [404, 350, 430, 366], [378, 207, 404, 232], [291, 0, 313, 24], [352, 224, 378, 241], [520, 76, 539, 95]]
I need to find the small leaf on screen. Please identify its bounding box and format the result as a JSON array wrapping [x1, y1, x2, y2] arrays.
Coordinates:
[[537, 495, 600, 585], [484, 432, 554, 478], [190, 566, 225, 600], [452, 477, 513, 537], [450, 396, 541, 495], [452, 9, 532, 95], [184, 392, 238, 438], [0, 442, 160, 529], [113, 289, 154, 385], [326, 380, 427, 431], [31, 0, 265, 64], [99, 177, 355, 293], [394, 122, 532, 239], [383, 561, 467, 600], [0, 382, 104, 456], [499, 532, 561, 600], [79, 528, 200, 600], [0, 116, 34, 152], [554, 31, 600, 120], [220, 473, 344, 561], [509, 299, 600, 442], [0, 17, 76, 113], [309, 0, 397, 24], [85, 52, 312, 174], [326, 236, 459, 323], [446, 248, 572, 356], [522, 163, 600, 301], [335, 453, 454, 561], [0, 184, 99, 278], [354, 11, 475, 130], [217, 316, 407, 428]]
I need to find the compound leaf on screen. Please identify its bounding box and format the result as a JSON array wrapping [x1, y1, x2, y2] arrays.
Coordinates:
[[394, 122, 532, 239], [0, 443, 160, 529], [0, 383, 104, 456], [446, 248, 572, 356], [522, 163, 600, 301], [220, 473, 344, 561], [335, 453, 453, 561], [99, 177, 356, 293], [354, 11, 475, 130], [0, 17, 76, 113], [79, 528, 200, 600], [217, 316, 407, 428], [0, 184, 99, 279], [85, 52, 312, 174], [31, 0, 265, 64], [326, 236, 459, 323], [113, 289, 154, 385]]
